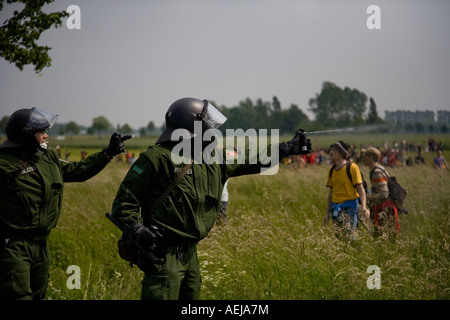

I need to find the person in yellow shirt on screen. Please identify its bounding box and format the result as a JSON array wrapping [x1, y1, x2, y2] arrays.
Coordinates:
[[323, 141, 369, 238]]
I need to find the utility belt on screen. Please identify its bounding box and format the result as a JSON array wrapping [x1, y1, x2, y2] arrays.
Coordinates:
[[164, 241, 197, 260], [0, 223, 48, 244], [151, 231, 196, 261], [162, 232, 196, 248], [118, 230, 196, 273]]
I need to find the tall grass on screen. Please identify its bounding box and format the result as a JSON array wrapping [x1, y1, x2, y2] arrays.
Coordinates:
[[197, 165, 449, 300], [45, 135, 449, 300], [47, 161, 143, 300]]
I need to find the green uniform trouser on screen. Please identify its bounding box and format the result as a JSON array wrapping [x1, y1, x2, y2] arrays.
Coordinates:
[[141, 243, 201, 300], [0, 238, 49, 300]]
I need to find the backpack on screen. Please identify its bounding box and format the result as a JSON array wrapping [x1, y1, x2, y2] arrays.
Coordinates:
[[370, 166, 407, 207], [329, 162, 368, 203]]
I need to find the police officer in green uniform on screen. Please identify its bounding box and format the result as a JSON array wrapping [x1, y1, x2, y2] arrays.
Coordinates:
[[111, 97, 312, 300], [0, 107, 130, 300]]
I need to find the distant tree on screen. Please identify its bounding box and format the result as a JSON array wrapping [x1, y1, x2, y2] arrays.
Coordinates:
[[254, 98, 270, 129], [343, 86, 367, 125], [238, 97, 257, 129], [65, 121, 80, 136], [221, 97, 257, 131], [139, 127, 147, 136], [309, 81, 343, 125], [414, 122, 424, 133], [118, 123, 132, 134], [309, 81, 368, 127], [0, 0, 69, 73], [279, 104, 310, 133], [90, 116, 110, 138], [0, 115, 9, 134], [147, 121, 156, 134], [441, 124, 448, 133], [271, 96, 281, 112], [367, 97, 383, 124]]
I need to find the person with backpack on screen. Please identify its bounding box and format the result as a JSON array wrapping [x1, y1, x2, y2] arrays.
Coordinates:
[[361, 147, 400, 235], [323, 141, 369, 238], [0, 107, 131, 300]]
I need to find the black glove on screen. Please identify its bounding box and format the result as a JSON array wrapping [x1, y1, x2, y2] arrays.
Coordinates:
[[126, 223, 166, 272], [279, 129, 312, 158], [130, 223, 164, 251], [103, 132, 132, 158]]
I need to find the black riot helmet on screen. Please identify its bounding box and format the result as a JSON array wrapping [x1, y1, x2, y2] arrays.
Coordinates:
[[1, 107, 58, 148], [156, 97, 227, 145]]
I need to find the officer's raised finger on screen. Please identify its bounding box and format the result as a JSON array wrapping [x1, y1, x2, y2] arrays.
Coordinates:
[[120, 135, 132, 142]]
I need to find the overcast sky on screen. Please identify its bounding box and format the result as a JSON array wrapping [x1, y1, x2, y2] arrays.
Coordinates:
[[1, 0, 449, 129]]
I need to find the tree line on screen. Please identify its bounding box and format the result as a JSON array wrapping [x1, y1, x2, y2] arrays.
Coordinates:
[[1, 81, 449, 137], [52, 117, 159, 138], [217, 81, 448, 134], [218, 81, 384, 134]]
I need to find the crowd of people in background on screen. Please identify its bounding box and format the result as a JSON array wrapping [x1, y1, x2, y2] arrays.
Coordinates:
[[46, 136, 449, 171], [54, 144, 138, 166], [114, 150, 137, 165], [282, 137, 448, 170]]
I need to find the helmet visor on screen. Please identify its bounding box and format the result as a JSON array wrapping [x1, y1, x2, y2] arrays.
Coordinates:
[[26, 108, 58, 132], [203, 102, 227, 129]]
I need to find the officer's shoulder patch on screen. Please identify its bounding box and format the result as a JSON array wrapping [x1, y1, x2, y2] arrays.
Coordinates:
[[131, 164, 143, 175]]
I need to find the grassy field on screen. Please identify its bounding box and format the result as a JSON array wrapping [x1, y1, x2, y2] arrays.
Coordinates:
[[45, 134, 449, 300]]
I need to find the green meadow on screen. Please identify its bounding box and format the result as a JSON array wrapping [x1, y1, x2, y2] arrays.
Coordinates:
[[45, 133, 449, 300]]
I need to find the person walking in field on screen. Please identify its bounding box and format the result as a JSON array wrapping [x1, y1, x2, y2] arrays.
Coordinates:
[[361, 147, 400, 235], [323, 141, 369, 239], [0, 107, 131, 300], [111, 97, 312, 300], [361, 147, 388, 206], [433, 149, 448, 169]]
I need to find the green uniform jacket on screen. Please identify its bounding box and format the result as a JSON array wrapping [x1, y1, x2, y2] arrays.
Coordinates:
[[0, 147, 110, 239], [112, 144, 277, 244]]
